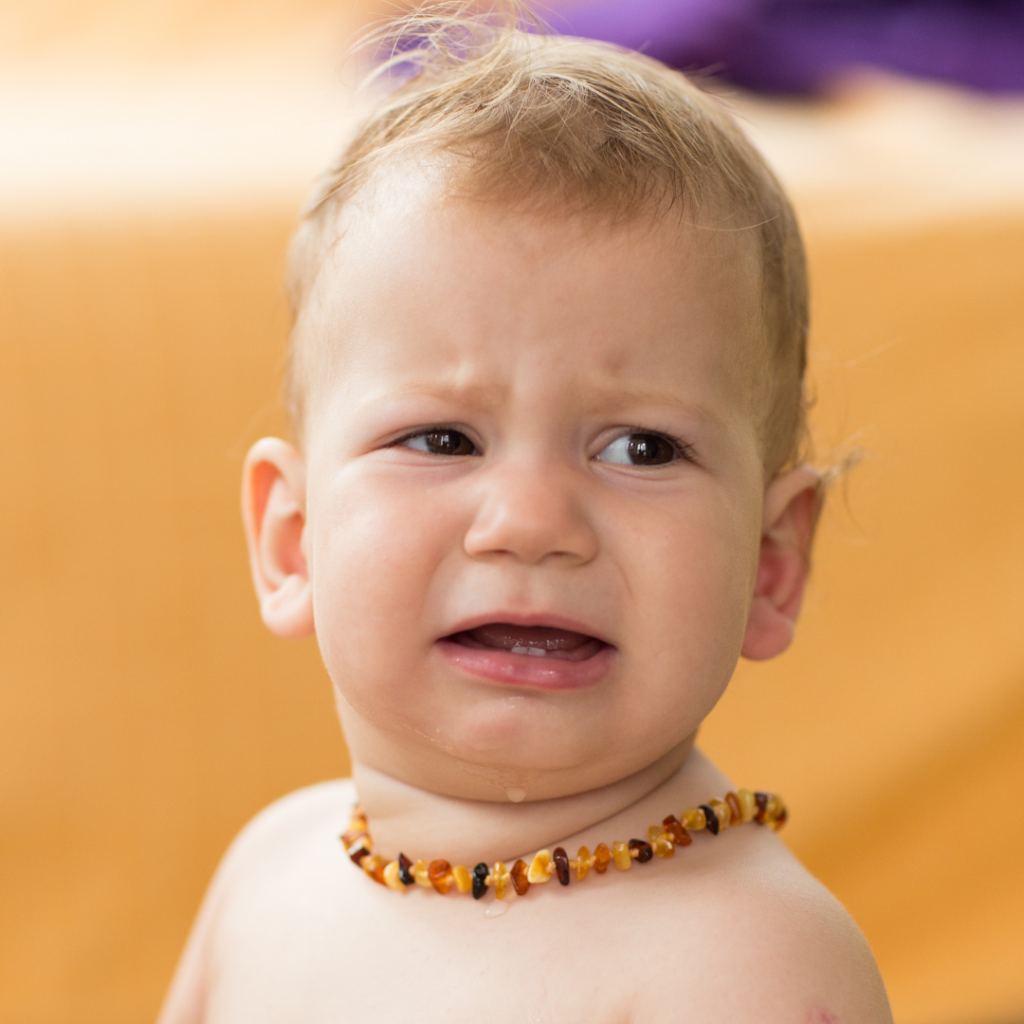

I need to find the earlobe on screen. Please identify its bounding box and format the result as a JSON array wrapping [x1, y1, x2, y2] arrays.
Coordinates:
[[740, 466, 822, 662], [242, 438, 315, 640]]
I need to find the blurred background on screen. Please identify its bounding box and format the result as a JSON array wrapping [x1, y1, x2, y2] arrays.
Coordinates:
[[1, 1, 1022, 1021]]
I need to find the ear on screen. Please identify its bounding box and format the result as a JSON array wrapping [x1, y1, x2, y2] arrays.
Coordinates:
[[741, 466, 822, 661], [241, 437, 315, 639]]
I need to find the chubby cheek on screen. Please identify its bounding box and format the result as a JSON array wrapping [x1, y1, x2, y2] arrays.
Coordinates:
[[608, 492, 758, 748], [307, 471, 456, 728]]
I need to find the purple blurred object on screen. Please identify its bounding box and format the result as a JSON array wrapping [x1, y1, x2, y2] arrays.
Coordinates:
[[555, 0, 1024, 94]]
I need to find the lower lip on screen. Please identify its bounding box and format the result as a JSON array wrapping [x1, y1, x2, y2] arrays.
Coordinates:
[[435, 639, 615, 691]]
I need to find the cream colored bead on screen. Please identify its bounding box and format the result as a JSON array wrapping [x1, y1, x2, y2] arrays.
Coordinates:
[[412, 859, 432, 888], [528, 849, 554, 883], [383, 860, 406, 892], [736, 788, 757, 824]]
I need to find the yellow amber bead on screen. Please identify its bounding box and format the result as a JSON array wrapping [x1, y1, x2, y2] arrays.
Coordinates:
[[681, 807, 707, 830], [452, 864, 473, 894], [709, 798, 731, 830], [492, 861, 510, 900], [765, 794, 787, 830], [383, 860, 406, 892], [528, 849, 554, 883], [612, 841, 632, 871], [736, 788, 758, 824], [575, 846, 592, 880], [412, 860, 432, 888]]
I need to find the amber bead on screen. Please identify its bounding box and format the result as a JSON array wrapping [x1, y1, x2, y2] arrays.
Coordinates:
[[754, 791, 769, 823], [662, 815, 692, 846], [383, 860, 406, 892], [647, 826, 674, 859], [575, 847, 592, 880], [770, 806, 789, 831], [628, 839, 654, 863], [593, 843, 611, 874], [709, 798, 731, 830], [552, 847, 571, 886], [471, 862, 489, 899], [452, 864, 473, 895], [726, 792, 742, 825], [612, 841, 632, 871], [412, 859, 432, 888], [736, 788, 758, 824], [341, 827, 368, 849], [397, 853, 415, 887], [362, 854, 387, 885], [492, 861, 511, 900], [528, 849, 554, 883], [428, 859, 453, 894], [511, 859, 530, 896], [681, 807, 707, 831], [699, 804, 719, 835]]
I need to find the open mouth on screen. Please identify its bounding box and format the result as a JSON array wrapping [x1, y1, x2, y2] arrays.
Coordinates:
[[437, 621, 613, 689], [447, 623, 606, 661]]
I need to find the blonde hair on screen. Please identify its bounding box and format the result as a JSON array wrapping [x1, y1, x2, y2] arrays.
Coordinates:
[[287, 5, 808, 475]]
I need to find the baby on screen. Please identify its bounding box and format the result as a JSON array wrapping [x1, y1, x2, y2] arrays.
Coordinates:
[[159, 13, 892, 1023]]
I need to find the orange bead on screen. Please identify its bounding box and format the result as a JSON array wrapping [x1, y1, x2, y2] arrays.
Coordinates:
[[726, 792, 742, 825], [612, 841, 632, 871], [575, 846, 592, 880], [362, 854, 387, 885], [340, 827, 368, 850], [681, 807, 707, 831], [593, 843, 611, 874], [662, 815, 692, 846], [492, 861, 510, 900], [511, 859, 530, 896], [428, 859, 453, 894]]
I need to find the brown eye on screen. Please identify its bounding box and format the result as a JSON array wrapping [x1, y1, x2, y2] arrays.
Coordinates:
[[597, 432, 679, 466], [402, 429, 478, 456]]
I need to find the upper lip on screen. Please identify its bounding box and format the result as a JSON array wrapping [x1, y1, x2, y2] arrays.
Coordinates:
[[440, 611, 615, 648]]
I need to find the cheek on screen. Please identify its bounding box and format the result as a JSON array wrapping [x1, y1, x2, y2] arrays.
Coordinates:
[[307, 474, 458, 701]]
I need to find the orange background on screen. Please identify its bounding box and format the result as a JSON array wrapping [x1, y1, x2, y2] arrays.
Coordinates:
[[2, 4, 1023, 1022]]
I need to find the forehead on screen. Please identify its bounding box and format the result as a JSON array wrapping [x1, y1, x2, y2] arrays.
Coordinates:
[[297, 166, 765, 427]]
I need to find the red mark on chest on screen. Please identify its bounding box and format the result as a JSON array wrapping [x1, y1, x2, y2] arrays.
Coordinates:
[[807, 1008, 839, 1024]]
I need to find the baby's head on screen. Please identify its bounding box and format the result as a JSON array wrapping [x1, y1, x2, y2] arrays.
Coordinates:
[[243, 15, 819, 802]]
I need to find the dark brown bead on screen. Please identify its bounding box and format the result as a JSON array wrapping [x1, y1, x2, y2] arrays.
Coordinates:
[[511, 859, 530, 896], [553, 847, 571, 886], [699, 804, 719, 835], [347, 837, 371, 865], [726, 792, 742, 824], [662, 815, 692, 846], [397, 853, 415, 886], [754, 791, 769, 824], [628, 839, 654, 863], [472, 862, 489, 899]]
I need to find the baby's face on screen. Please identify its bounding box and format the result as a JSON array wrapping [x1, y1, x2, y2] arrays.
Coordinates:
[[295, 172, 770, 798]]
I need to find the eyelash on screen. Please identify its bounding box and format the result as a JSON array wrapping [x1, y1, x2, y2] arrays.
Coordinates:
[[389, 425, 696, 465]]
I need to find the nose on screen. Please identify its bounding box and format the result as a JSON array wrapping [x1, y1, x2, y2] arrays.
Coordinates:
[[463, 460, 598, 567]]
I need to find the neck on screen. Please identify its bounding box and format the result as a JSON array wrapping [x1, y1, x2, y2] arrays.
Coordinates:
[[351, 734, 730, 866]]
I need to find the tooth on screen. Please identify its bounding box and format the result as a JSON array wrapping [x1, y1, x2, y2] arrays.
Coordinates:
[[510, 646, 529, 655], [527, 647, 547, 657]]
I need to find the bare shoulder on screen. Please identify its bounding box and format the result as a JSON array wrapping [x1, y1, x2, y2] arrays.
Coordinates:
[[156, 779, 356, 1024], [632, 832, 892, 1024]]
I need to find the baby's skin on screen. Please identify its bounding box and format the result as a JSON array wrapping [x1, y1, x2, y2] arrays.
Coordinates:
[[158, 162, 893, 1023]]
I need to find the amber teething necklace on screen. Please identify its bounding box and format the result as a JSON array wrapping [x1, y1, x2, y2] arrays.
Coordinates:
[[341, 788, 787, 901]]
